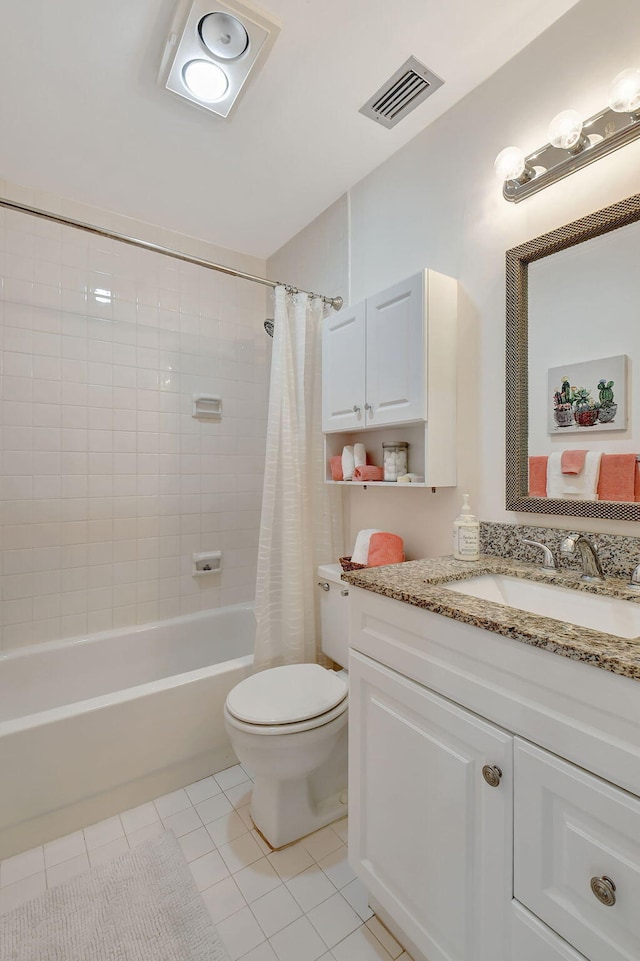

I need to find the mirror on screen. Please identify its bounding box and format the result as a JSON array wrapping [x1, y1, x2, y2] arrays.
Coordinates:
[[505, 191, 640, 521]]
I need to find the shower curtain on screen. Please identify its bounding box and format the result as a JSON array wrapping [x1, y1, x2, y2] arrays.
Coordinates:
[[254, 287, 344, 670]]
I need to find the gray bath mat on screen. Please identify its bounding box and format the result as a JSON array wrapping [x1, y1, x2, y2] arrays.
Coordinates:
[[0, 831, 231, 961]]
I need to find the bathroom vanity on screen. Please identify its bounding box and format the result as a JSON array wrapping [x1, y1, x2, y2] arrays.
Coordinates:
[[343, 557, 640, 961]]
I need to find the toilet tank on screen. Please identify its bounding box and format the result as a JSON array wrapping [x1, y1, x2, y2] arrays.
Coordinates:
[[317, 563, 350, 667]]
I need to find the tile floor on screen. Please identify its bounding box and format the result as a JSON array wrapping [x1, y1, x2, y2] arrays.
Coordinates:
[[0, 764, 414, 961]]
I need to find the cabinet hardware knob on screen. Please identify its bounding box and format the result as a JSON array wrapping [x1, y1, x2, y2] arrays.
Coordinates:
[[482, 764, 502, 787], [352, 405, 361, 413], [364, 402, 372, 411], [317, 582, 330, 592], [341, 589, 349, 596], [590, 876, 616, 906]]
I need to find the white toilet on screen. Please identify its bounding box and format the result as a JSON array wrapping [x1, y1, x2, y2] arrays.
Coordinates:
[[224, 563, 349, 849]]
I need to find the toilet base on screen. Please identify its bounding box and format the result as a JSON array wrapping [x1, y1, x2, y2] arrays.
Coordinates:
[[250, 780, 348, 850]]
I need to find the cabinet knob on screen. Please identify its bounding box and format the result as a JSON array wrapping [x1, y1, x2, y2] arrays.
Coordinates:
[[364, 402, 372, 411], [590, 876, 616, 906], [352, 405, 361, 413], [317, 582, 330, 592], [482, 764, 502, 787]]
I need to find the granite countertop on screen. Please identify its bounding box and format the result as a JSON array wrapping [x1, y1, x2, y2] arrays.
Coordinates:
[[342, 555, 640, 681]]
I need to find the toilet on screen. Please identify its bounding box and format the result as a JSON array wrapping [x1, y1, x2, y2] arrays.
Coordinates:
[[224, 563, 349, 849]]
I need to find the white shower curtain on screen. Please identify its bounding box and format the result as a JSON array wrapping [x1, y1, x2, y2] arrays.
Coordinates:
[[254, 287, 344, 671]]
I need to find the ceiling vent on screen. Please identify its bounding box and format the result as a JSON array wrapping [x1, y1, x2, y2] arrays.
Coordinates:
[[359, 56, 444, 129]]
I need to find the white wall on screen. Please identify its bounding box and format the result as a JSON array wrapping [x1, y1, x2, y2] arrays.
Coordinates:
[[0, 179, 269, 651], [269, 0, 640, 559]]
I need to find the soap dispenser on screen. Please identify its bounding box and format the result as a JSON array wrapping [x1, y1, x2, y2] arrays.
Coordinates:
[[453, 493, 480, 561]]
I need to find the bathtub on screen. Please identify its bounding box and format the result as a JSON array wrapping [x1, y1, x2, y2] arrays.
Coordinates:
[[0, 605, 254, 859]]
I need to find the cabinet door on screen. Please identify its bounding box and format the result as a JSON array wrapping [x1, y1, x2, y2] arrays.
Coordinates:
[[365, 272, 424, 426], [349, 650, 513, 961], [322, 302, 366, 431], [511, 901, 588, 961]]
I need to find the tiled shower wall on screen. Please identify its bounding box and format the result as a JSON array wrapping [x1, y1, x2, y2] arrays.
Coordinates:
[[0, 202, 269, 651]]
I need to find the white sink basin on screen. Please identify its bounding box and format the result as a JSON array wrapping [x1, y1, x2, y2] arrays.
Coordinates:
[[441, 574, 640, 639]]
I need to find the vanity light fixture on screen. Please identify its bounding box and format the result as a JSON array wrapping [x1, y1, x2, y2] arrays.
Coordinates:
[[495, 67, 640, 202], [160, 0, 279, 119]]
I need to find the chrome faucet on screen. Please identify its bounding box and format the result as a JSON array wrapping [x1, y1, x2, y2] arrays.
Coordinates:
[[521, 538, 556, 570], [560, 534, 605, 582]]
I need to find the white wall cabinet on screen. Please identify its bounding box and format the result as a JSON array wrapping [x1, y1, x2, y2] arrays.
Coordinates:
[[321, 269, 457, 487], [347, 586, 640, 961]]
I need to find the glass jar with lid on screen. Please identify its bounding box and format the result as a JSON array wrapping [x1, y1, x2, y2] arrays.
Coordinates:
[[382, 441, 409, 481]]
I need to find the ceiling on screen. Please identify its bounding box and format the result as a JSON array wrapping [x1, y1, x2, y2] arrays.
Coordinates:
[[0, 0, 581, 259]]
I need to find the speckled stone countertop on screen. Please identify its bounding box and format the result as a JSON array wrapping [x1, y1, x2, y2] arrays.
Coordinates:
[[342, 555, 640, 681]]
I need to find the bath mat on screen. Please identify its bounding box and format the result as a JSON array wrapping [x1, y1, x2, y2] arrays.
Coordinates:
[[0, 831, 231, 961]]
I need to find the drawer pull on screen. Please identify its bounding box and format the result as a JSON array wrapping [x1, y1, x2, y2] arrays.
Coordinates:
[[318, 582, 330, 592], [590, 876, 616, 906], [482, 765, 502, 787]]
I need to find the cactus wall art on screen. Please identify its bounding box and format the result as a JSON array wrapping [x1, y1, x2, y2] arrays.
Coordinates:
[[547, 354, 628, 434]]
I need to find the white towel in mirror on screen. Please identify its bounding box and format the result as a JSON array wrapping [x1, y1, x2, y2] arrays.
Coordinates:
[[547, 451, 601, 500]]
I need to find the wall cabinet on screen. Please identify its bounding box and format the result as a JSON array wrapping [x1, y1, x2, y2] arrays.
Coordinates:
[[348, 587, 640, 961], [322, 269, 457, 487]]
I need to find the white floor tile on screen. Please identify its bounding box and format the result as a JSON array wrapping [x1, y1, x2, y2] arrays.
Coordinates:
[[206, 810, 248, 847], [332, 925, 394, 961], [237, 804, 255, 830], [341, 878, 374, 921], [250, 883, 302, 938], [43, 831, 86, 869], [0, 872, 46, 914], [189, 849, 230, 891], [178, 826, 215, 863], [88, 836, 129, 868], [251, 829, 272, 855], [303, 826, 344, 862], [46, 852, 91, 887], [286, 865, 336, 913], [224, 782, 252, 809], [185, 776, 223, 805], [318, 847, 356, 889], [200, 875, 247, 924], [219, 832, 263, 874], [153, 788, 192, 819], [216, 905, 266, 960], [239, 942, 279, 961], [233, 857, 281, 903], [307, 892, 362, 948], [269, 916, 328, 961], [161, 806, 202, 838], [215, 764, 250, 791], [196, 793, 234, 825], [366, 918, 404, 960], [83, 816, 124, 851], [126, 820, 166, 848], [120, 802, 159, 835], [268, 843, 314, 882], [0, 846, 45, 887], [331, 817, 348, 844]]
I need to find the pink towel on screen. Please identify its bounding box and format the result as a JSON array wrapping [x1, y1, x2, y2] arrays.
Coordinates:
[[597, 453, 636, 502], [561, 450, 588, 475], [353, 465, 384, 482], [528, 456, 548, 497], [367, 532, 405, 567], [329, 456, 343, 481], [636, 462, 640, 503]]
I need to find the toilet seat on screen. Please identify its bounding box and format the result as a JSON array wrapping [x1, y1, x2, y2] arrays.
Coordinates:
[[225, 663, 348, 732], [224, 696, 348, 736]]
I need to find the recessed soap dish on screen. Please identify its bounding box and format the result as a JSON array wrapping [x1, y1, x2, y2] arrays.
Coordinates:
[[192, 551, 222, 576], [192, 395, 222, 419]]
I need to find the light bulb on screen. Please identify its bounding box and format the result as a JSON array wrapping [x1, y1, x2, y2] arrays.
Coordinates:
[[608, 68, 640, 115], [548, 110, 584, 151], [494, 146, 526, 182], [182, 59, 229, 103]]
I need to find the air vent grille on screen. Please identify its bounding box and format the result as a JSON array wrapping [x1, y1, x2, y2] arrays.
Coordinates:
[[360, 57, 444, 129]]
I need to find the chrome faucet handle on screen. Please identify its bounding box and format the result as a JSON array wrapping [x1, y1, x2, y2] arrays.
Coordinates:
[[521, 538, 556, 570], [628, 564, 640, 591], [559, 534, 578, 556]]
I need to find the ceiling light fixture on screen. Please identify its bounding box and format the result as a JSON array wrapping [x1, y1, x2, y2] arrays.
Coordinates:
[[160, 0, 279, 119], [495, 66, 640, 202]]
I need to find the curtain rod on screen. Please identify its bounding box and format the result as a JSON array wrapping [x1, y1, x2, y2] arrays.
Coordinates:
[[0, 197, 343, 312]]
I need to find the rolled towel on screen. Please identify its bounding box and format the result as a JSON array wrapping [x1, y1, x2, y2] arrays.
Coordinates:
[[561, 450, 588, 475], [597, 452, 636, 502], [353, 465, 384, 482], [354, 443, 367, 468], [342, 445, 355, 481], [367, 532, 405, 567], [351, 528, 381, 565], [330, 455, 343, 481]]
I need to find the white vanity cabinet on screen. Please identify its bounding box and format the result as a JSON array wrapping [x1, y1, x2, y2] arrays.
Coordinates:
[[347, 585, 640, 961]]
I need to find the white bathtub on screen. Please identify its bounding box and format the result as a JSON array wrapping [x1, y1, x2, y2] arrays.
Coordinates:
[[0, 605, 254, 859]]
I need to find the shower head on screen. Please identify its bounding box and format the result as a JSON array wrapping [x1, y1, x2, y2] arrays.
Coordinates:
[[264, 319, 274, 338]]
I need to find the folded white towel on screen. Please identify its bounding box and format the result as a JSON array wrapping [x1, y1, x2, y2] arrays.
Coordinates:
[[547, 451, 601, 500], [342, 445, 355, 481], [354, 443, 366, 468], [352, 528, 381, 565]]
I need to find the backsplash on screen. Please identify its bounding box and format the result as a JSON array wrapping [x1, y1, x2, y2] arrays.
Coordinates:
[[480, 521, 640, 581]]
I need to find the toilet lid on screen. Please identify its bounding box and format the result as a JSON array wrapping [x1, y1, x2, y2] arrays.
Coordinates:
[[226, 664, 348, 725]]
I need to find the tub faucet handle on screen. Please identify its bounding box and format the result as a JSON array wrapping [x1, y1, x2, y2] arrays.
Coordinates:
[[628, 564, 640, 591]]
